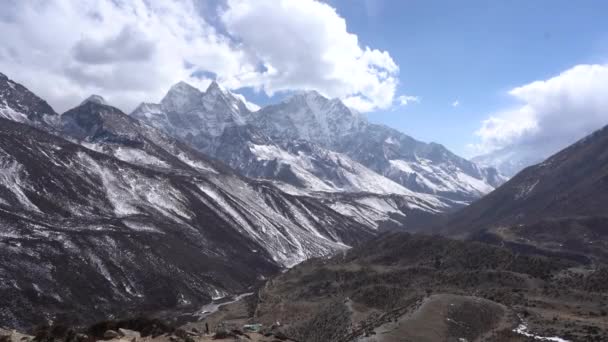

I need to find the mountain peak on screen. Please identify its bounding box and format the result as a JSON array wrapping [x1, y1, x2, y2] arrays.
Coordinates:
[[0, 72, 58, 125], [161, 81, 203, 113], [287, 89, 327, 103], [170, 80, 198, 92], [206, 80, 223, 93], [164, 81, 202, 100], [80, 94, 108, 106]]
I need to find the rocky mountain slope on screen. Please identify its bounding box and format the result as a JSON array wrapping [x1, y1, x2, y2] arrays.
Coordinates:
[[438, 122, 608, 281], [0, 116, 379, 329], [0, 72, 58, 128], [445, 123, 608, 237], [0, 73, 382, 330]]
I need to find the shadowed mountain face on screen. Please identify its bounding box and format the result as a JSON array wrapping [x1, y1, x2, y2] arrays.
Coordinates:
[[438, 123, 608, 279], [444, 124, 608, 237], [0, 73, 57, 127], [0, 74, 380, 330]]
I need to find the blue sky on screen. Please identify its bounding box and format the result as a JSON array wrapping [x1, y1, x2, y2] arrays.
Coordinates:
[[241, 0, 608, 156]]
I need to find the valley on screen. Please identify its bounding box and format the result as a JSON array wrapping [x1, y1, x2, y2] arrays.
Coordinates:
[[1, 71, 607, 342]]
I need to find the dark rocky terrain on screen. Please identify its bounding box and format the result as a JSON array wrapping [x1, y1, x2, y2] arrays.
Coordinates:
[[12, 233, 607, 341], [0, 73, 58, 127], [0, 117, 378, 329], [233, 233, 608, 341]]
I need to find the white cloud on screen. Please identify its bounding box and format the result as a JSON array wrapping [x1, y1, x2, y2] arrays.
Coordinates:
[[0, 0, 244, 112], [220, 0, 399, 112], [470, 63, 608, 156], [397, 95, 420, 106], [452, 100, 460, 107], [0, 0, 400, 113]]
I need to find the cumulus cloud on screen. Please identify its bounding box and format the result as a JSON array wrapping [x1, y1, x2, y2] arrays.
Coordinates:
[[452, 100, 460, 107], [0, 0, 400, 113], [72, 26, 156, 65], [220, 0, 399, 112], [0, 0, 244, 112], [470, 64, 608, 156]]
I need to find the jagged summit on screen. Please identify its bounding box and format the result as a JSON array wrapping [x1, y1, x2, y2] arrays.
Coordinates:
[[168, 81, 201, 94], [0, 72, 58, 126], [252, 89, 367, 147], [160, 81, 203, 113], [287, 89, 325, 100], [132, 79, 252, 139], [205, 79, 225, 95], [80, 94, 108, 106]]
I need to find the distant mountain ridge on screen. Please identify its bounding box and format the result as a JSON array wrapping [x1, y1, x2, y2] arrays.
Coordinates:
[[471, 144, 556, 178]]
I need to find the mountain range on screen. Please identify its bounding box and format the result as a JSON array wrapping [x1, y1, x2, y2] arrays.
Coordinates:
[[132, 81, 505, 203], [0, 72, 504, 329]]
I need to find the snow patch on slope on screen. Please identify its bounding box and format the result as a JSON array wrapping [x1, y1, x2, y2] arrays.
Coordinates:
[[249, 143, 438, 199], [0, 157, 41, 212], [176, 152, 218, 174], [389, 158, 493, 195], [113, 147, 169, 168], [513, 321, 570, 342], [78, 152, 193, 222]]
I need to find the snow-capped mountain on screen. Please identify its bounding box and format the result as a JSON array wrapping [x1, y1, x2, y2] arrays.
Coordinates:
[[132, 82, 459, 220], [253, 91, 505, 202], [59, 95, 376, 267], [250, 90, 367, 147], [132, 81, 251, 145], [0, 73, 383, 329], [132, 82, 502, 207]]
